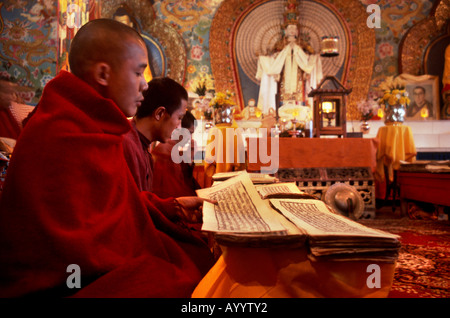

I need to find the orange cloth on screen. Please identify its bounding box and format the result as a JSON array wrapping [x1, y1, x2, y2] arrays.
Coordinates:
[[375, 124, 416, 182], [192, 246, 396, 298], [204, 123, 246, 178], [246, 137, 379, 173]]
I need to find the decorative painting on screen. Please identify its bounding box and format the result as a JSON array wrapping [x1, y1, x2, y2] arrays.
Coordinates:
[[400, 0, 449, 76], [153, 0, 223, 91], [0, 0, 59, 105], [0, 0, 441, 112], [399, 0, 449, 115], [57, 0, 101, 72], [210, 0, 375, 119], [101, 0, 187, 85]]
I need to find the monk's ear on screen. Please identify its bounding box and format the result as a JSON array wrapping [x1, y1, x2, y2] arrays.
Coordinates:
[[154, 106, 166, 121], [92, 62, 111, 86]]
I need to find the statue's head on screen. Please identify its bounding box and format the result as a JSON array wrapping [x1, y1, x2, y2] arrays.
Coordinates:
[[284, 24, 299, 39]]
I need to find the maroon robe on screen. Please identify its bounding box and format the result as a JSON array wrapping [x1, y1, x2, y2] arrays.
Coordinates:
[[122, 120, 212, 272], [122, 119, 153, 192], [0, 71, 212, 298], [151, 140, 200, 199]]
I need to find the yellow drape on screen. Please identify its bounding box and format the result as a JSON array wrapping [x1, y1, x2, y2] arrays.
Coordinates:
[[375, 124, 416, 182], [204, 123, 246, 178]]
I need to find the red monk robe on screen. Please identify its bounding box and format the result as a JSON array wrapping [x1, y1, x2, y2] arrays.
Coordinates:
[[122, 118, 154, 192], [0, 71, 212, 298], [151, 140, 200, 199], [122, 119, 213, 271]]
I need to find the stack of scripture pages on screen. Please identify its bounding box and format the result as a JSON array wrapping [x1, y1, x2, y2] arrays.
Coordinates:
[[197, 172, 400, 262]]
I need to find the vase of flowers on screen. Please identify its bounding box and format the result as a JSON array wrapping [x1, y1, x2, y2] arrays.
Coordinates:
[[210, 91, 235, 125], [190, 73, 215, 120], [378, 76, 410, 124], [192, 72, 214, 98], [357, 96, 378, 134]]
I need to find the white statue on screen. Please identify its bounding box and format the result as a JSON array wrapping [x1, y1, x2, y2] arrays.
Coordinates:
[[256, 23, 323, 115]]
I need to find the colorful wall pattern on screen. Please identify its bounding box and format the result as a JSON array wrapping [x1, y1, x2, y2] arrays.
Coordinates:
[[0, 0, 438, 106], [0, 0, 58, 105]]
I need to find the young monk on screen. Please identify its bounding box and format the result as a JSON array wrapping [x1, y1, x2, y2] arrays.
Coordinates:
[[123, 78, 199, 196], [0, 19, 212, 298], [151, 110, 201, 199], [122, 77, 188, 193], [122, 77, 214, 268]]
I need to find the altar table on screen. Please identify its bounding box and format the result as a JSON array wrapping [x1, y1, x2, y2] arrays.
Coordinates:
[[246, 137, 379, 172], [192, 246, 396, 298]]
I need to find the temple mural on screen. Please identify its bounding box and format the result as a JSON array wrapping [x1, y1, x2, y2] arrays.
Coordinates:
[[0, 0, 441, 108]]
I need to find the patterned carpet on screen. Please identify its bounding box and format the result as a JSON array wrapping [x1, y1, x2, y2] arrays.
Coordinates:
[[359, 209, 450, 298]]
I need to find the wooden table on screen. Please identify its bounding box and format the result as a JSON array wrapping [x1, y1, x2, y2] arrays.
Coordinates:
[[398, 171, 450, 215]]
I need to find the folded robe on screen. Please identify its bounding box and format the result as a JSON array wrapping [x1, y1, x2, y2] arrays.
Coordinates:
[[0, 71, 211, 297]]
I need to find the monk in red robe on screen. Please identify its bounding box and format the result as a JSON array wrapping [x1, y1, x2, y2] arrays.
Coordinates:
[[122, 78, 214, 269], [151, 110, 201, 199], [0, 19, 212, 298]]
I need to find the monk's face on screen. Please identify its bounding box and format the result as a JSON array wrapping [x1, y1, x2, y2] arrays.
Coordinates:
[[108, 39, 148, 117], [160, 100, 187, 143]]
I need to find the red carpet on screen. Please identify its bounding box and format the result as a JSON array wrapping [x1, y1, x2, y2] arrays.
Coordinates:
[[359, 215, 450, 298]]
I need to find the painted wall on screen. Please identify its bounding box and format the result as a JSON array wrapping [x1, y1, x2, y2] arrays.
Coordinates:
[[0, 1, 57, 105], [0, 0, 437, 106]]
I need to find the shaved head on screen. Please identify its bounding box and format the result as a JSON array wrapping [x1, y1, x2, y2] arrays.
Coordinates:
[[69, 18, 146, 79], [68, 18, 149, 117]]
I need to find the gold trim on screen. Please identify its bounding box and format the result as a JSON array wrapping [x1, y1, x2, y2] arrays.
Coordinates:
[[400, 0, 450, 76], [101, 0, 187, 84], [436, 0, 450, 31]]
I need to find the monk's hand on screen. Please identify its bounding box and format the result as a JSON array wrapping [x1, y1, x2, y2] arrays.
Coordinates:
[[174, 197, 217, 223]]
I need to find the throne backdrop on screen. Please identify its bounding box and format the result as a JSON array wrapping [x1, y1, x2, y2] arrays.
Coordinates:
[[210, 0, 376, 120]]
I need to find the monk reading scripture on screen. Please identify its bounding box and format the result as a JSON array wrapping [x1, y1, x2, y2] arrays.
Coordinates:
[[122, 78, 213, 266], [0, 19, 213, 298]]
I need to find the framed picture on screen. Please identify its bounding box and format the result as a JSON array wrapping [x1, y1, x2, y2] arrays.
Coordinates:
[[400, 74, 440, 120]]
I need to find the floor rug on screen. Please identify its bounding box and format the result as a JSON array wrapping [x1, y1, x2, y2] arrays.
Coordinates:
[[359, 216, 450, 298]]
